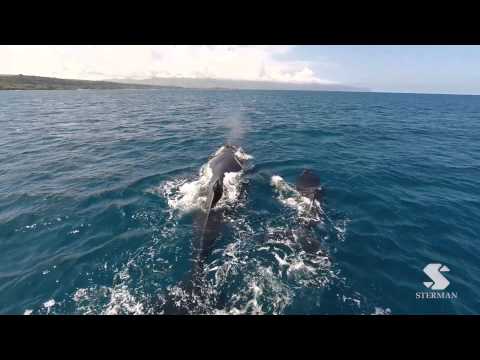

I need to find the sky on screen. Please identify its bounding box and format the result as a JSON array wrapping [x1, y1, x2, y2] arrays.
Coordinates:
[[1, 45, 480, 94]]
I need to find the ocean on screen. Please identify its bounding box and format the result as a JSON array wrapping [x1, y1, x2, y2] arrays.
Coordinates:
[[0, 88, 479, 314]]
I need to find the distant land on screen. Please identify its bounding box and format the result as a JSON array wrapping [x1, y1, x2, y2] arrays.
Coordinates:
[[0, 75, 166, 90], [0, 74, 369, 92], [110, 77, 370, 92]]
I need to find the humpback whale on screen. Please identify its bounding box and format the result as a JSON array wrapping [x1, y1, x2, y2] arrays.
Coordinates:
[[294, 169, 324, 253], [197, 144, 246, 255], [163, 144, 248, 314], [296, 169, 322, 207]]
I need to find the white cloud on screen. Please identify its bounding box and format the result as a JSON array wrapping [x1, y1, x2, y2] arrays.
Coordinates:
[[0, 45, 337, 84]]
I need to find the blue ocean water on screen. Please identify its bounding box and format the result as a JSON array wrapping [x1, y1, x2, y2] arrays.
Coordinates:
[[0, 89, 479, 315]]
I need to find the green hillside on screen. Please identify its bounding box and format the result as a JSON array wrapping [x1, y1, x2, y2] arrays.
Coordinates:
[[0, 74, 162, 90]]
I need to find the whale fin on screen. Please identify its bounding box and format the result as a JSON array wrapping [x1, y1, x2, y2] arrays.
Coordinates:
[[198, 178, 223, 250]]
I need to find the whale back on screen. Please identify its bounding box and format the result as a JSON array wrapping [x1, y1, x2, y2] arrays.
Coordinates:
[[296, 169, 320, 196], [208, 146, 242, 180]]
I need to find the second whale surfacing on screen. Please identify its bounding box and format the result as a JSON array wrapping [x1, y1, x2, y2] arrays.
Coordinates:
[[162, 144, 249, 314], [270, 169, 325, 255], [296, 169, 322, 209], [294, 169, 325, 253]]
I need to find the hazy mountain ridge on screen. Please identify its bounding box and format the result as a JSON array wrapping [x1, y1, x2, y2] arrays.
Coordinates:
[[110, 77, 370, 92]]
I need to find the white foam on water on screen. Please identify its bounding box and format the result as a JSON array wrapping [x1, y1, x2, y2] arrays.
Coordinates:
[[270, 175, 323, 222], [73, 288, 89, 303], [103, 260, 145, 315], [24, 309, 33, 315], [235, 147, 254, 161], [157, 164, 213, 213], [262, 227, 334, 288], [273, 252, 290, 268], [206, 220, 302, 315], [43, 299, 56, 314], [165, 272, 218, 315], [103, 285, 145, 315], [285, 255, 330, 285], [43, 299, 55, 308], [215, 265, 294, 315], [342, 295, 362, 308], [372, 307, 392, 315], [334, 219, 349, 242], [217, 171, 243, 206], [71, 259, 147, 315], [209, 241, 247, 289], [160, 213, 294, 315], [72, 284, 145, 315], [72, 286, 107, 315]]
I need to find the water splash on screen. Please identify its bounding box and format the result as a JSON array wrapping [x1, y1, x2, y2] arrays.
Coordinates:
[[271, 175, 324, 222], [156, 146, 253, 214]]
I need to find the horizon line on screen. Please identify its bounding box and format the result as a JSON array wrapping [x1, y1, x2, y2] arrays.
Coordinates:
[[2, 73, 479, 96]]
